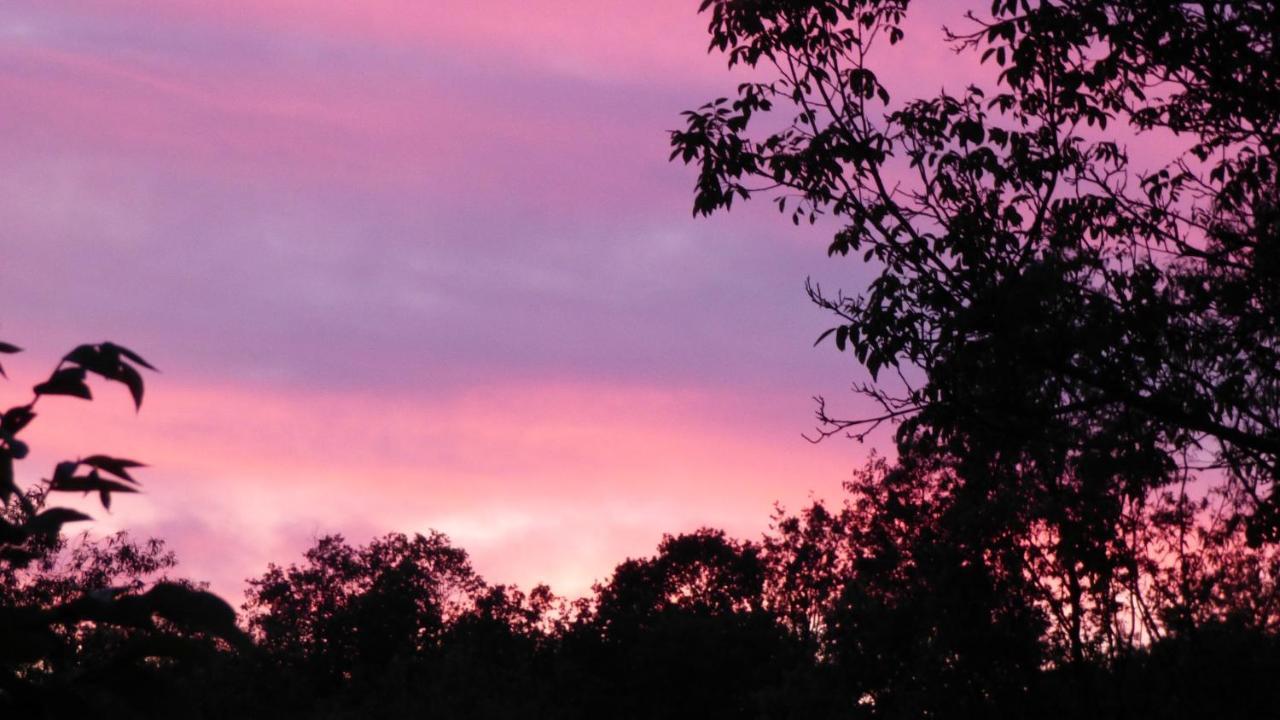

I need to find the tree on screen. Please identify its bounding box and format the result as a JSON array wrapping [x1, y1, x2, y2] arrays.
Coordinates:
[[242, 532, 577, 719], [0, 341, 244, 715], [671, 0, 1279, 662], [570, 529, 829, 719], [826, 455, 1047, 718], [243, 532, 485, 683]]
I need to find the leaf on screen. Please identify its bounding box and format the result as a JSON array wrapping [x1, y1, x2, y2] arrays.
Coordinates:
[[1, 406, 36, 435], [61, 342, 154, 409], [103, 342, 157, 371], [51, 460, 78, 487], [25, 507, 93, 536], [50, 470, 139, 505], [62, 343, 98, 362], [144, 583, 247, 644], [117, 362, 145, 410], [80, 455, 146, 484], [33, 367, 92, 401], [0, 342, 21, 354]]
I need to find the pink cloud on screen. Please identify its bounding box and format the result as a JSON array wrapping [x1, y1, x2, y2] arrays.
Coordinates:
[[64, 0, 723, 85], [12, 369, 857, 600], [0, 0, 1004, 605], [0, 34, 690, 218]]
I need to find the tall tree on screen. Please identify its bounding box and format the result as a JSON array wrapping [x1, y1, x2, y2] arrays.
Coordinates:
[[671, 0, 1280, 656]]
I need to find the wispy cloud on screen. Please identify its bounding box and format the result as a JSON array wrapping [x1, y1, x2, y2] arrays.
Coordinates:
[[0, 0, 971, 600]]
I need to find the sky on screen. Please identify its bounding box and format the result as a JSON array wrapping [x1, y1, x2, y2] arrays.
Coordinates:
[[0, 0, 980, 600]]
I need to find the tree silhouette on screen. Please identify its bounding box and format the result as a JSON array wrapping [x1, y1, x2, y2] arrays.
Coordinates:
[[5, 2, 1279, 717], [561, 529, 832, 720], [244, 532, 484, 683], [671, 0, 1280, 714], [672, 0, 1278, 662], [0, 341, 244, 716]]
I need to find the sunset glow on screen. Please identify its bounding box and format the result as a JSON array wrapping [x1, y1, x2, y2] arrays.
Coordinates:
[[6, 1, 1277, 716], [0, 0, 964, 597]]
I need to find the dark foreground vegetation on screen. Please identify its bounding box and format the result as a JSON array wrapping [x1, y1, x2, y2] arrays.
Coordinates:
[[4, 470, 1280, 719], [1, 350, 1277, 719], [5, 0, 1280, 717]]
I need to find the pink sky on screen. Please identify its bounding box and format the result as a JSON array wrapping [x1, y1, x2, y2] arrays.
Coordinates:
[[2, 1, 980, 599]]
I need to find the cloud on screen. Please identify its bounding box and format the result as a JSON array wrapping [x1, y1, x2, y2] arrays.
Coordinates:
[[0, 0, 985, 600], [15, 375, 858, 599]]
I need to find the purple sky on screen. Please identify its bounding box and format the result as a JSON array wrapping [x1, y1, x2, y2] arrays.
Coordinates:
[[2, 1, 981, 599]]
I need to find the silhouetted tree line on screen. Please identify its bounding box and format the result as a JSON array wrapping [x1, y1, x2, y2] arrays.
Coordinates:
[[5, 0, 1280, 716], [0, 344, 1277, 719], [5, 489, 1280, 718]]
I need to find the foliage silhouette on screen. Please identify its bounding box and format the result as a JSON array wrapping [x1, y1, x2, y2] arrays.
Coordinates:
[[671, 0, 1278, 660], [7, 1, 1280, 717], [0, 341, 244, 717], [7, 491, 1280, 718], [199, 512, 1280, 718], [244, 531, 485, 685], [668, 0, 1280, 714]]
